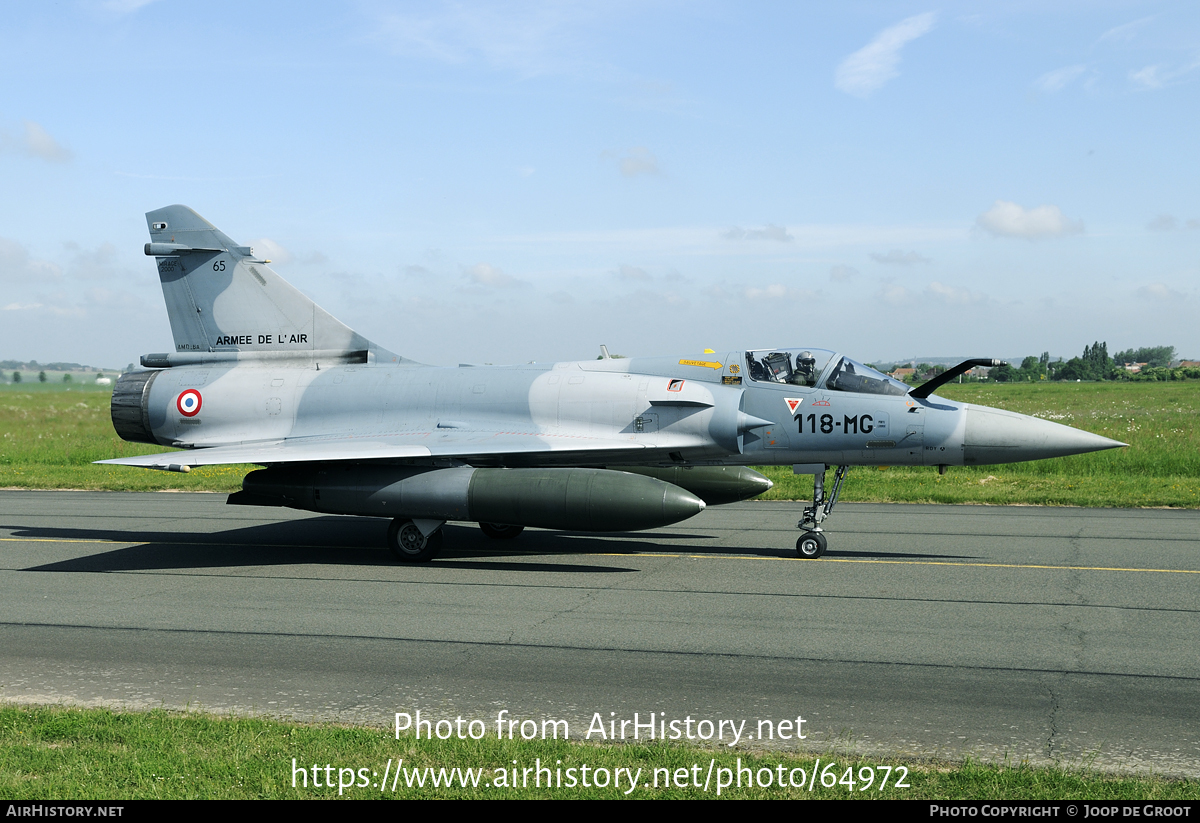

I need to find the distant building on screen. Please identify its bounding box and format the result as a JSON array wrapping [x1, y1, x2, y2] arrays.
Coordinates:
[[1122, 362, 1149, 373], [890, 368, 916, 381]]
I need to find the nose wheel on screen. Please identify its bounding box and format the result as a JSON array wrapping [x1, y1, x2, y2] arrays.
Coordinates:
[[795, 465, 847, 559], [796, 531, 827, 558]]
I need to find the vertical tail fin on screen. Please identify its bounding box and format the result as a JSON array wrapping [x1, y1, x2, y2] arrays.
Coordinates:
[[145, 205, 396, 360]]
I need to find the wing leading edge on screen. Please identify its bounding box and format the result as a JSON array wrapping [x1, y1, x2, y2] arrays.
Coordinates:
[[92, 427, 698, 470]]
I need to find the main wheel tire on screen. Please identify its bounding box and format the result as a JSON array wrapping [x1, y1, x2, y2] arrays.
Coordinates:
[[796, 532, 827, 559], [388, 519, 443, 563], [479, 522, 525, 540]]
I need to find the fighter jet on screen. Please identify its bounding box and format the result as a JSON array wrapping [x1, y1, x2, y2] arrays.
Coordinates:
[[100, 206, 1125, 560]]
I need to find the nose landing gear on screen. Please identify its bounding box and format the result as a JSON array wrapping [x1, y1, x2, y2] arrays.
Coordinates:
[[794, 464, 847, 559]]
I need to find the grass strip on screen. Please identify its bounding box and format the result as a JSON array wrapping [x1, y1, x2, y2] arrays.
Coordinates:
[[1, 705, 1197, 800]]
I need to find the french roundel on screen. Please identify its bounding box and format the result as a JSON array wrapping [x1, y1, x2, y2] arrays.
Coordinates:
[[177, 389, 203, 417]]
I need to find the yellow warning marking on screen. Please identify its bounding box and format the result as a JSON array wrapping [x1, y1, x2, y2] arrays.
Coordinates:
[[2, 537, 121, 545], [678, 359, 723, 369], [599, 552, 1200, 574], [808, 557, 1200, 574], [6, 537, 1196, 575]]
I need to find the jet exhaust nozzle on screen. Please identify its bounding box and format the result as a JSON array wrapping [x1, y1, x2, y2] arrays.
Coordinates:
[[110, 370, 162, 446]]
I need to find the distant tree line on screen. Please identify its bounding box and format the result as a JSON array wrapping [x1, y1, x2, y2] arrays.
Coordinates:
[[877, 343, 1196, 385], [5, 370, 103, 384], [992, 343, 1197, 383], [0, 360, 101, 371]]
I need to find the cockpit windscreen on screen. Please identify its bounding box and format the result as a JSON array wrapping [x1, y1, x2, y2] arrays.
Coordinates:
[[745, 349, 909, 396], [824, 357, 909, 396]]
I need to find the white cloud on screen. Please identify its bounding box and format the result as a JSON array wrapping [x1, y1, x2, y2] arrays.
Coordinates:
[[1136, 283, 1184, 301], [463, 262, 526, 288], [925, 281, 986, 306], [1034, 65, 1086, 93], [829, 265, 857, 282], [84, 286, 145, 312], [743, 284, 816, 301], [870, 249, 930, 265], [610, 147, 659, 177], [1130, 57, 1200, 90], [1097, 16, 1157, 45], [1146, 214, 1177, 232], [500, 221, 964, 256], [876, 281, 911, 305], [835, 12, 936, 97], [67, 242, 121, 281], [0, 238, 63, 283], [722, 224, 793, 242], [248, 237, 293, 264], [628, 287, 688, 307], [100, 0, 160, 13], [10, 289, 87, 318], [1131, 65, 1165, 88], [975, 200, 1084, 239], [744, 284, 788, 300], [1, 121, 72, 163], [616, 264, 650, 281], [373, 3, 597, 76]]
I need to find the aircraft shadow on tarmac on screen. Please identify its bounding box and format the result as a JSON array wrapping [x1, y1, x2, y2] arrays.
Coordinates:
[[7, 517, 962, 575], [3, 518, 657, 574]]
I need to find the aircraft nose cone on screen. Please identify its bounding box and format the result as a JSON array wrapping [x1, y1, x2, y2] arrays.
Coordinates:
[[963, 406, 1126, 465]]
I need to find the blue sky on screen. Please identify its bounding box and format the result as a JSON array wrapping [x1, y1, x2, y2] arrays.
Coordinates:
[[2, 1, 1198, 367]]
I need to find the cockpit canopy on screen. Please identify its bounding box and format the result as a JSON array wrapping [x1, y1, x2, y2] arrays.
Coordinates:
[[745, 348, 909, 396]]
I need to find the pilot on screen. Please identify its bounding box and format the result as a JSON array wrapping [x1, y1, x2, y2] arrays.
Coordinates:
[[793, 351, 817, 386]]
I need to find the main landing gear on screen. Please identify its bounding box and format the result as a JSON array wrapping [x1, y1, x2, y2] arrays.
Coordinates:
[[386, 519, 526, 562], [479, 523, 525, 540], [388, 518, 444, 563], [795, 465, 848, 559]]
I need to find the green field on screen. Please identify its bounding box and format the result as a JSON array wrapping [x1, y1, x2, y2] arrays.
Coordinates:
[[2, 706, 1196, 800], [0, 383, 248, 492], [1, 380, 1197, 507]]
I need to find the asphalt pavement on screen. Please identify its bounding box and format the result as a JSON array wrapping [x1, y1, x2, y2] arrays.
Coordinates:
[[1, 490, 1197, 776]]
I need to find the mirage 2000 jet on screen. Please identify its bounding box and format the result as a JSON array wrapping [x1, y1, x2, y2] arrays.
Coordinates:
[[100, 206, 1125, 561]]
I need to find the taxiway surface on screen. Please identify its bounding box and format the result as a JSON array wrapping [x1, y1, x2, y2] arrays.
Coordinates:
[[1, 490, 1197, 775]]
